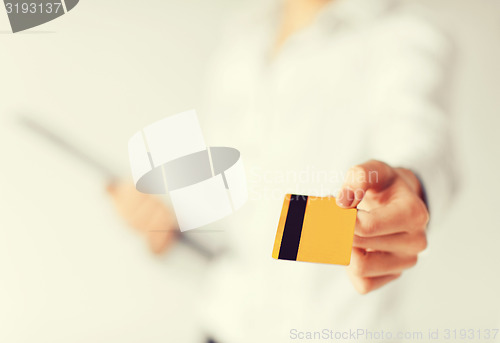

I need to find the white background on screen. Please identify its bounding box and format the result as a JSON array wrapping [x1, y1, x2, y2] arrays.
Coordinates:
[[0, 0, 499, 342]]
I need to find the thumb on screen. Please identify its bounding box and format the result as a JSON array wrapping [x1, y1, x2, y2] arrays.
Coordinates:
[[336, 160, 396, 208]]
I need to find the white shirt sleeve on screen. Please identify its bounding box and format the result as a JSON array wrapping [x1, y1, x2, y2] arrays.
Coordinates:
[[366, 15, 459, 227]]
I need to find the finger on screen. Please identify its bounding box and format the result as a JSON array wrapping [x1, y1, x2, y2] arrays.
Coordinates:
[[336, 160, 396, 208], [147, 212, 176, 255], [148, 234, 172, 255], [348, 271, 402, 294], [355, 197, 428, 237], [352, 231, 428, 254], [348, 248, 417, 278], [147, 207, 177, 254]]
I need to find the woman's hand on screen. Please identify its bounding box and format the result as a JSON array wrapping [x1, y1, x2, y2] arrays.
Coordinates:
[[107, 181, 178, 255], [337, 160, 429, 294]]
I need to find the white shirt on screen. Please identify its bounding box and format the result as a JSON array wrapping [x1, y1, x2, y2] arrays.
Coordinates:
[[195, 0, 455, 341]]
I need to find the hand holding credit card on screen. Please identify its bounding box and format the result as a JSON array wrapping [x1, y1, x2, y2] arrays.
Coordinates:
[[281, 160, 429, 294]]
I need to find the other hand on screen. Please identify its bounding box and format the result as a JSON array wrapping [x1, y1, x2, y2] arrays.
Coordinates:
[[107, 181, 178, 255]]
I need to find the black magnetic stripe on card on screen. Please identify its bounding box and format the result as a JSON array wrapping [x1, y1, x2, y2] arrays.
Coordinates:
[[278, 194, 308, 260]]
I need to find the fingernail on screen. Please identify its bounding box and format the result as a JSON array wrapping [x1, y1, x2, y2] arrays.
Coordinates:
[[337, 188, 354, 208]]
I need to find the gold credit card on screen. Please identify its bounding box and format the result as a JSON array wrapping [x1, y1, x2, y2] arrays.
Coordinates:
[[272, 194, 357, 265]]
